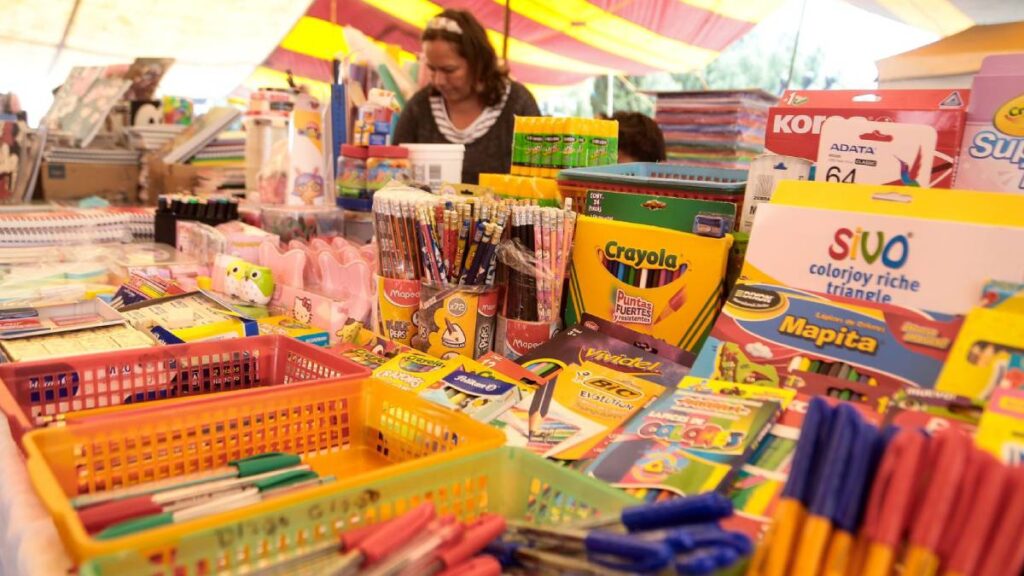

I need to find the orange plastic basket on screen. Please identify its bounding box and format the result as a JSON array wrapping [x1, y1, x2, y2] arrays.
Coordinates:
[[23, 377, 505, 562], [0, 335, 366, 444]]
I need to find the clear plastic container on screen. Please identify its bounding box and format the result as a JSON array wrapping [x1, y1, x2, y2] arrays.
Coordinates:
[[366, 145, 410, 194], [336, 144, 368, 210]]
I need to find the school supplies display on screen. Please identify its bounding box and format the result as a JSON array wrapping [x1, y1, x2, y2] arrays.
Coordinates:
[[587, 386, 782, 496], [565, 214, 732, 352]]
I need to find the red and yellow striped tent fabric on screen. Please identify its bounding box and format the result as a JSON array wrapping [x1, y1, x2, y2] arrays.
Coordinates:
[[249, 0, 785, 95]]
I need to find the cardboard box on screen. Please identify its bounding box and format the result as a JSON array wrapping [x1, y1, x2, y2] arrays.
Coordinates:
[[765, 90, 969, 188], [41, 161, 138, 202]]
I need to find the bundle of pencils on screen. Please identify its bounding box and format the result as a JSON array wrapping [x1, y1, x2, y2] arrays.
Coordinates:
[[373, 188, 518, 288], [502, 203, 578, 324], [372, 188, 435, 281]]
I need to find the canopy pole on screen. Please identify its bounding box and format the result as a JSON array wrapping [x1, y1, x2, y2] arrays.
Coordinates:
[[502, 0, 511, 62], [785, 0, 809, 90], [48, 0, 83, 74], [606, 74, 613, 116]]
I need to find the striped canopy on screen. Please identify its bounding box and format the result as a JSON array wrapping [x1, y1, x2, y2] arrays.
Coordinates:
[[254, 0, 785, 92], [845, 0, 1020, 36]]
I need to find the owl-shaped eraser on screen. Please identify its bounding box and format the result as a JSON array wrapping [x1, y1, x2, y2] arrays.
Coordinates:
[[239, 264, 275, 305], [224, 259, 247, 298]]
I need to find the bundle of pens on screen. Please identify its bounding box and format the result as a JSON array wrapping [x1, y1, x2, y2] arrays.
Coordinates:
[[72, 452, 332, 540], [494, 492, 753, 575], [751, 398, 1024, 576], [245, 502, 505, 576]]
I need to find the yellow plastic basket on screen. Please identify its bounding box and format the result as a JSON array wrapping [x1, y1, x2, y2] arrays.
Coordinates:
[[23, 378, 505, 563], [78, 447, 640, 575]]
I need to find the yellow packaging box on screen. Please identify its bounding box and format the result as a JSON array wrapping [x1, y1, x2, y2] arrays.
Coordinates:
[[372, 351, 461, 392], [936, 307, 1024, 400], [975, 388, 1024, 465], [565, 215, 732, 352], [256, 315, 329, 347]]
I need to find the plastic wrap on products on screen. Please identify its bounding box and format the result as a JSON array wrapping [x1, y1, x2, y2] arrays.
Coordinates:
[[260, 205, 344, 243]]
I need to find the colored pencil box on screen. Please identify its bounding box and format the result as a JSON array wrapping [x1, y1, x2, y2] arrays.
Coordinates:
[[691, 281, 962, 390]]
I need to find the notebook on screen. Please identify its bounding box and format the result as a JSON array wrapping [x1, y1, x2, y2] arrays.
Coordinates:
[[162, 107, 242, 164]]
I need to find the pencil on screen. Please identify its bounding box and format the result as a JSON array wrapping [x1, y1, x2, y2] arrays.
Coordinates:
[[527, 381, 555, 440]]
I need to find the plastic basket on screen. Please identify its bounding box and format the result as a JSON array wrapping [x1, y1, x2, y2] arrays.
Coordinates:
[[77, 447, 639, 575], [22, 378, 505, 562], [0, 335, 367, 444], [558, 163, 748, 217]]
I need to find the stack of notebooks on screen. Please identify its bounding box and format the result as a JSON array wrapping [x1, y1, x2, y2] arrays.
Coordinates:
[[45, 146, 139, 165], [653, 90, 777, 170], [189, 131, 245, 167], [127, 124, 186, 151]]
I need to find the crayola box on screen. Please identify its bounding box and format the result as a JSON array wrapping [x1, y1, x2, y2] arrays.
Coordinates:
[[955, 54, 1024, 192], [565, 215, 732, 353], [372, 351, 461, 392], [691, 281, 962, 390], [743, 181, 1024, 316]]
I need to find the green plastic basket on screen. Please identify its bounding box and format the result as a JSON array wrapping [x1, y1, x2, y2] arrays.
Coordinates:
[[78, 447, 640, 575]]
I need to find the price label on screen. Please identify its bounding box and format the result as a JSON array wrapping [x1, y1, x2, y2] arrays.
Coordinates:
[[815, 118, 937, 187]]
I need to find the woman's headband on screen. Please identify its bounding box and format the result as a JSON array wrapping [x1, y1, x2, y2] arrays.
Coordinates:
[[427, 16, 463, 35]]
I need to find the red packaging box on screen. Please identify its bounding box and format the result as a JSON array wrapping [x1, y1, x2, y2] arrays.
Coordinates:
[[765, 89, 970, 188]]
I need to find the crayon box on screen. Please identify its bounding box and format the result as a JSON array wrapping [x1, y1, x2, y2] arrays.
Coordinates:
[[565, 215, 732, 353], [691, 281, 962, 390], [766, 89, 969, 187], [954, 54, 1024, 192]]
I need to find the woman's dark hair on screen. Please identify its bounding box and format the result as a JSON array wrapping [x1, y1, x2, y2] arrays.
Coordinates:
[[611, 111, 666, 163], [422, 9, 508, 107]]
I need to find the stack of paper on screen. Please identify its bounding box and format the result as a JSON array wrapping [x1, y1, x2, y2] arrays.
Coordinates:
[[653, 90, 776, 170], [127, 124, 186, 151]]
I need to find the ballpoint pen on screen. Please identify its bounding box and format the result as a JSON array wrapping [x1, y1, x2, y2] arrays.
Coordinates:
[[79, 465, 312, 533], [505, 519, 673, 573], [792, 403, 859, 575], [328, 503, 436, 576], [572, 491, 733, 531], [856, 429, 928, 576], [821, 420, 885, 576], [362, 516, 464, 576], [415, 514, 507, 576], [97, 472, 328, 540], [975, 467, 1024, 576], [242, 518, 404, 576], [902, 430, 970, 576], [71, 452, 302, 509], [436, 555, 501, 576], [760, 396, 832, 576], [943, 452, 1008, 576], [485, 539, 628, 576]]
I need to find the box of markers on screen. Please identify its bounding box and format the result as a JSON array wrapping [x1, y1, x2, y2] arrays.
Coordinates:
[[691, 281, 962, 390], [565, 215, 732, 353], [515, 316, 693, 388]]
